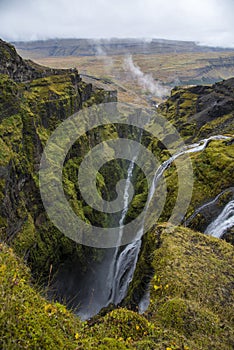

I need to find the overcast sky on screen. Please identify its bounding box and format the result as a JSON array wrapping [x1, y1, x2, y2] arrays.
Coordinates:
[[0, 0, 233, 47]]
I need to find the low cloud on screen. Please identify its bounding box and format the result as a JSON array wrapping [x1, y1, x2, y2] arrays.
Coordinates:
[[0, 0, 233, 48], [94, 43, 114, 74], [124, 55, 170, 99]]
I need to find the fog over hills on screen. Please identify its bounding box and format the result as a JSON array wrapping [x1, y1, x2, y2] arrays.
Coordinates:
[[14, 38, 234, 59]]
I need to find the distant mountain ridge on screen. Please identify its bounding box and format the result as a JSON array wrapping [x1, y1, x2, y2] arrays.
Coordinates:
[[13, 38, 234, 59]]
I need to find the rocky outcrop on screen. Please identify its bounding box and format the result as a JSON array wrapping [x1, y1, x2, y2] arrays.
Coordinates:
[[1, 225, 233, 349], [158, 77, 234, 139], [157, 78, 234, 242], [0, 38, 82, 83]]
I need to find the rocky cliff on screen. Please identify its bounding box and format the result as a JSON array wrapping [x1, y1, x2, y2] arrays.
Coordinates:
[[0, 39, 234, 349], [158, 77, 234, 139], [0, 38, 117, 282]]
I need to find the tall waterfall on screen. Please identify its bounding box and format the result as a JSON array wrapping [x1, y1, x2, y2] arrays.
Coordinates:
[[138, 134, 231, 313], [76, 134, 230, 319], [108, 125, 143, 304], [205, 200, 234, 238], [109, 135, 230, 307]]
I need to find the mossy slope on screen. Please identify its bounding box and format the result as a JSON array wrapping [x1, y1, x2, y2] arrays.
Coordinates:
[[1, 225, 233, 349]]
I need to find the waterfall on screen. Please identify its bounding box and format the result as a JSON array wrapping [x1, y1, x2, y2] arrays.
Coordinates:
[[149, 135, 230, 204], [205, 200, 234, 238], [110, 240, 142, 304], [184, 189, 231, 226], [75, 133, 230, 319], [108, 154, 140, 303], [139, 290, 150, 314], [109, 134, 230, 307], [136, 134, 231, 312]]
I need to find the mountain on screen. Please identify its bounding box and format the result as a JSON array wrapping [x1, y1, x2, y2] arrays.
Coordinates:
[[0, 39, 233, 349], [13, 38, 234, 58]]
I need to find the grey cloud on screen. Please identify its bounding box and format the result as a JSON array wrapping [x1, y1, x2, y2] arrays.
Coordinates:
[[0, 0, 233, 47]]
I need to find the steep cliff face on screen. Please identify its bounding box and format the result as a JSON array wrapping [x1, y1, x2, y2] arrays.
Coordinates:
[[0, 39, 117, 282], [0, 38, 78, 82], [0, 39, 234, 349], [158, 78, 234, 139], [155, 78, 234, 243]]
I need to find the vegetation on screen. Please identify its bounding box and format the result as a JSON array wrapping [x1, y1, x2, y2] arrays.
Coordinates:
[[0, 39, 233, 349], [1, 225, 233, 349]]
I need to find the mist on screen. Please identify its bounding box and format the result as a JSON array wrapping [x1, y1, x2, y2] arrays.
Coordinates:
[[124, 55, 170, 99], [94, 44, 114, 74]]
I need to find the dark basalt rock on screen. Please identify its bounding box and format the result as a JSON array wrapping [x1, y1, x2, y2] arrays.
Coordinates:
[[158, 76, 234, 139], [0, 38, 82, 83]]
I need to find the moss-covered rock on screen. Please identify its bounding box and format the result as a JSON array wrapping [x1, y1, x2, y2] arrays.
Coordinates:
[[158, 78, 234, 140], [143, 225, 234, 350], [0, 40, 117, 287], [1, 224, 233, 349]]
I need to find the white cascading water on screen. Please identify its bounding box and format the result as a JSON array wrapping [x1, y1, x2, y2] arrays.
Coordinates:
[[184, 189, 230, 226], [107, 154, 140, 302], [137, 134, 231, 312], [76, 133, 230, 318], [109, 134, 230, 307], [205, 200, 234, 238], [109, 134, 230, 308], [148, 135, 230, 207]]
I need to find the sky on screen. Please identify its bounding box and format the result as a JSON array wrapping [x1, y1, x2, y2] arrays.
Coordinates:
[[0, 0, 233, 47]]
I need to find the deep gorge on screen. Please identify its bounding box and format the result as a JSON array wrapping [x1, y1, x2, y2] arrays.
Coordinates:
[[0, 39, 234, 350]]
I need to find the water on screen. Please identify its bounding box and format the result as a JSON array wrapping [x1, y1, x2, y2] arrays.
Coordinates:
[[205, 200, 234, 238], [138, 290, 150, 314], [107, 155, 139, 303], [136, 134, 231, 312], [108, 134, 230, 311], [184, 189, 229, 226], [110, 240, 142, 304], [75, 134, 230, 319], [149, 135, 230, 205]]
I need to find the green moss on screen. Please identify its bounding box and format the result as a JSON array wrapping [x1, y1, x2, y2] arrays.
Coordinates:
[[0, 138, 12, 166], [0, 74, 20, 118], [0, 243, 82, 350], [198, 113, 234, 138], [11, 214, 36, 257], [158, 82, 234, 140], [144, 225, 234, 350], [160, 139, 234, 226]]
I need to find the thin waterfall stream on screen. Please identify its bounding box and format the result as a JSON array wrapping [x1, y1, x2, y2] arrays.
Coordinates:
[[108, 128, 144, 305]]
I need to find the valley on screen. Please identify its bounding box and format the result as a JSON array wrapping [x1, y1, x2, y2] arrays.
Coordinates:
[[15, 38, 234, 106], [0, 38, 234, 349]]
